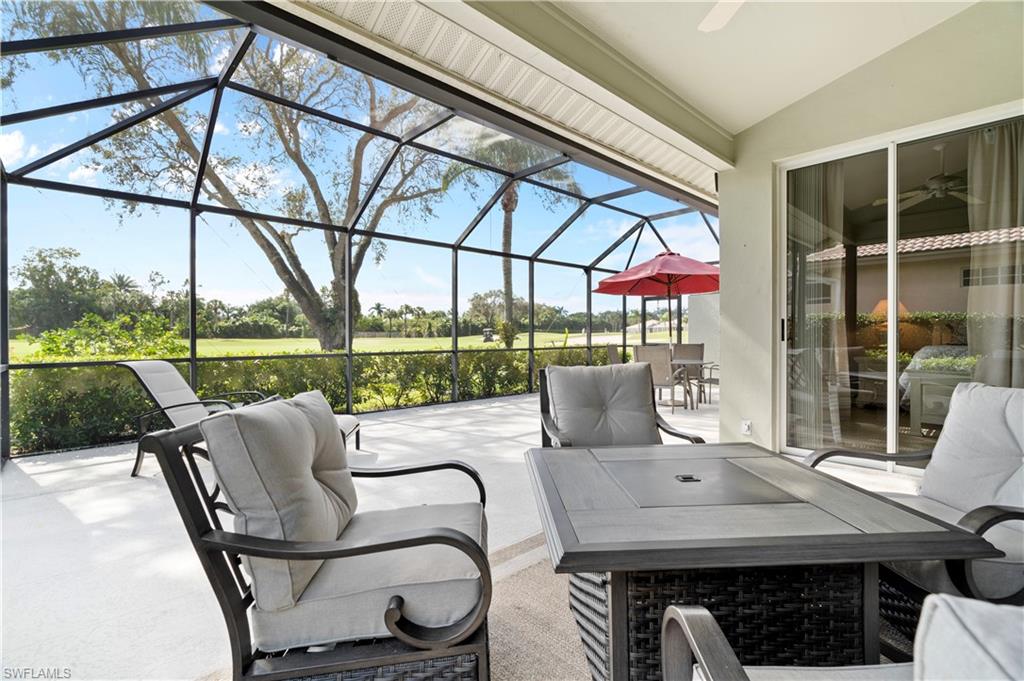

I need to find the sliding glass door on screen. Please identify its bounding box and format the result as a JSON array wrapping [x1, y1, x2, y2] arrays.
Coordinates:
[[896, 120, 1023, 453], [785, 150, 889, 451], [784, 115, 1022, 454]]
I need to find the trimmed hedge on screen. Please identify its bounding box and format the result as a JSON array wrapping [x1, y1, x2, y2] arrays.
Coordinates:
[[9, 346, 619, 454]]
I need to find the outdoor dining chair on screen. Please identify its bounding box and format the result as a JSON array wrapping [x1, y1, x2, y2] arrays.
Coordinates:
[[118, 360, 360, 476], [661, 593, 1023, 681], [672, 343, 709, 407], [805, 382, 1023, 655], [142, 390, 491, 680], [606, 343, 623, 365], [634, 344, 688, 413], [539, 363, 704, 447]]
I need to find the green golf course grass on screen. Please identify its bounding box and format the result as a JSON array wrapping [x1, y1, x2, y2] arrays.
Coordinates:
[[7, 330, 677, 362]]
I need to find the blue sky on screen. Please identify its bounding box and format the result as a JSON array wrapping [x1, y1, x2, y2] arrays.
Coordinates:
[[2, 23, 719, 318]]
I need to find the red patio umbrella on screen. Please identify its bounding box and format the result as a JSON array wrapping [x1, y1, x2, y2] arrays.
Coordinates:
[[594, 251, 720, 341]]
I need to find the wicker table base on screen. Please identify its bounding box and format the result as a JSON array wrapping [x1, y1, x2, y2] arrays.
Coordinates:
[[569, 563, 876, 681], [293, 654, 479, 681]]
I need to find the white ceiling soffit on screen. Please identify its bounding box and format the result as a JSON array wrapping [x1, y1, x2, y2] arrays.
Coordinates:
[[557, 1, 976, 135], [276, 0, 723, 204]]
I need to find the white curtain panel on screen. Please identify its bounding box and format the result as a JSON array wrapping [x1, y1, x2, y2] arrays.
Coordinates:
[[787, 161, 845, 447], [967, 119, 1024, 388]]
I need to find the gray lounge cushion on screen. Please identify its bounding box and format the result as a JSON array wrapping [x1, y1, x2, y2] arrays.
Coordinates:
[[335, 414, 360, 441], [546, 364, 662, 446], [122, 360, 209, 427], [200, 390, 359, 611], [251, 501, 486, 651], [883, 493, 1024, 600], [920, 382, 1023, 512], [914, 594, 1024, 680]]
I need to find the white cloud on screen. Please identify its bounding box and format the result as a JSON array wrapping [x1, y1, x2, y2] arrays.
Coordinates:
[[0, 130, 27, 165], [67, 164, 100, 184], [213, 122, 229, 136]]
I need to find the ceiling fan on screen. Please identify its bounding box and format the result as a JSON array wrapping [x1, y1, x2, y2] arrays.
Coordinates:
[[873, 143, 979, 211], [698, 1, 745, 32]]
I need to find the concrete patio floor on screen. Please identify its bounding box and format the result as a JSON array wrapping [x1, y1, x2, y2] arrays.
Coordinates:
[[1, 393, 916, 680]]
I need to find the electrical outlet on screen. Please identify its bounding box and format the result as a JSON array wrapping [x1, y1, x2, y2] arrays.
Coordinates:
[[740, 420, 752, 436]]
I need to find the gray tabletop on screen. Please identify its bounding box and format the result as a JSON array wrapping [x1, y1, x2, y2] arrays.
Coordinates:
[[525, 442, 1000, 573]]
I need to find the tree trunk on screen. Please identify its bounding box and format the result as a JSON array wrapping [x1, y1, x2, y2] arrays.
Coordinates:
[[500, 185, 519, 327]]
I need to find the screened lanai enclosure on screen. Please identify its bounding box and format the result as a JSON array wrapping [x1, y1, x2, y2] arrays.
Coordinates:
[[0, 1, 719, 459]]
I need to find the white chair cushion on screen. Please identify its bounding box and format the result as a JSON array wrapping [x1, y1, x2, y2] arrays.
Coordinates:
[[199, 390, 359, 611], [123, 360, 208, 427], [694, 664, 913, 680], [883, 493, 1024, 600], [546, 364, 662, 446], [920, 383, 1023, 511], [251, 502, 486, 651], [335, 414, 359, 440], [914, 594, 1024, 681]]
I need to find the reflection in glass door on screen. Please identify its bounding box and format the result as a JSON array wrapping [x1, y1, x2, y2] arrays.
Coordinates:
[[785, 150, 889, 451], [896, 118, 1023, 454], [784, 115, 1023, 455]]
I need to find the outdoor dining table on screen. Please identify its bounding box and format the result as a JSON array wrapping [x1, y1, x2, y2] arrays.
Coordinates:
[[525, 442, 999, 681]]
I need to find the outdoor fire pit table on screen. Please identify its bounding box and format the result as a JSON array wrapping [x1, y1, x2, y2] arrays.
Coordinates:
[[525, 442, 999, 681]]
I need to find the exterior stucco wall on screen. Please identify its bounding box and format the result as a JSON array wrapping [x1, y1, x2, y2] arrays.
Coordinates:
[[716, 2, 1024, 447]]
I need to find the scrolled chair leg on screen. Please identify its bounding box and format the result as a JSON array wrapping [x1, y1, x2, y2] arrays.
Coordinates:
[[385, 586, 491, 650], [130, 442, 147, 477]]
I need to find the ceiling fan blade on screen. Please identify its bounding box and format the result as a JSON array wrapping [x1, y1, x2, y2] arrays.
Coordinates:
[[899, 193, 931, 212], [950, 191, 982, 205], [698, 1, 745, 32], [873, 190, 924, 207]]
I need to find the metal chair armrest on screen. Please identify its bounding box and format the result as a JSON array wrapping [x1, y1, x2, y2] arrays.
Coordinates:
[[958, 505, 1024, 535], [206, 390, 268, 404], [136, 399, 236, 424], [945, 505, 1024, 604], [662, 605, 750, 681], [201, 526, 491, 649], [542, 414, 572, 448], [804, 447, 933, 469], [351, 460, 486, 506], [655, 414, 705, 444]]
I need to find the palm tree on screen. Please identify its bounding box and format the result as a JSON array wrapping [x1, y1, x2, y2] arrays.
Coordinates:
[[384, 308, 399, 337], [398, 304, 413, 336], [471, 140, 580, 328], [370, 302, 385, 319], [107, 271, 139, 316]]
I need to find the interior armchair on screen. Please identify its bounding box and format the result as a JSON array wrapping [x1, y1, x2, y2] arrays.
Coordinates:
[[539, 363, 705, 447], [660, 594, 1023, 681], [145, 390, 490, 681], [804, 382, 1023, 651]]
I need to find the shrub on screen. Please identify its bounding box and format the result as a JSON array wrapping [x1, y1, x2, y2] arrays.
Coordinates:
[[458, 351, 529, 399], [197, 356, 348, 411], [34, 312, 186, 359], [9, 365, 172, 453]]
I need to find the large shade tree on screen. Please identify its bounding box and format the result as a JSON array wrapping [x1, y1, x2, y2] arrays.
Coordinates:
[[5, 0, 482, 350]]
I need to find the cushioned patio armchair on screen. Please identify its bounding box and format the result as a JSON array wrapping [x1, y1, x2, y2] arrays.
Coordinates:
[[805, 382, 1023, 653], [119, 360, 360, 476], [539, 364, 705, 447], [144, 390, 490, 681], [661, 594, 1023, 681]]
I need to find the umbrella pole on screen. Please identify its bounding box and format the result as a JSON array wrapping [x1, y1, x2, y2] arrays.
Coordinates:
[[666, 279, 672, 346]]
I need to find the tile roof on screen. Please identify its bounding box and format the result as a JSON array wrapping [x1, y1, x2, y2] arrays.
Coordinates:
[[807, 226, 1022, 262]]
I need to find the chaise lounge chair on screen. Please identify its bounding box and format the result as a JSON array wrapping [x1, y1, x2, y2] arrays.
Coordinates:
[[118, 360, 360, 476]]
